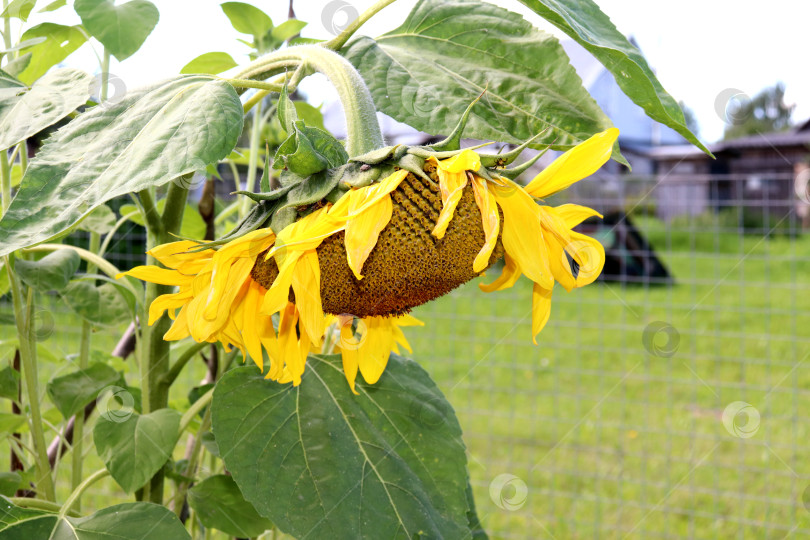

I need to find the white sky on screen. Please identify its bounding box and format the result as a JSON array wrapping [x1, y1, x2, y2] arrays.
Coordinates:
[[16, 0, 810, 143]]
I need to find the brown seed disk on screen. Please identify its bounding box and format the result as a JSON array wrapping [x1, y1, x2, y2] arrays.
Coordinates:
[[250, 168, 504, 317]]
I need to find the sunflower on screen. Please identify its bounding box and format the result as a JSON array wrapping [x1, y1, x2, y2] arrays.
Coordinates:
[[119, 128, 618, 391]]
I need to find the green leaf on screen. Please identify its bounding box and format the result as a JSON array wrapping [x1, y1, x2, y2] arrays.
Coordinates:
[[0, 37, 46, 55], [0, 68, 92, 152], [46, 362, 120, 418], [0, 69, 24, 89], [2, 53, 30, 78], [78, 203, 116, 234], [93, 408, 181, 493], [0, 473, 21, 497], [0, 367, 19, 401], [271, 19, 306, 42], [188, 475, 273, 537], [274, 121, 348, 176], [0, 0, 37, 21], [342, 0, 616, 155], [61, 281, 132, 326], [220, 2, 272, 37], [38, 0, 65, 12], [16, 23, 86, 85], [0, 499, 190, 539], [74, 0, 159, 61], [14, 249, 80, 292], [180, 51, 237, 75], [0, 75, 243, 257], [212, 355, 473, 539], [516, 0, 709, 154], [0, 413, 26, 435], [277, 82, 297, 133]]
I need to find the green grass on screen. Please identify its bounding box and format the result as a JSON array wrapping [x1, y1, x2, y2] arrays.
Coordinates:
[[2, 218, 809, 539]]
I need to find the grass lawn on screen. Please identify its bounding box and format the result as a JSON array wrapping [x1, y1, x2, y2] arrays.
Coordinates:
[[1, 216, 808, 539]]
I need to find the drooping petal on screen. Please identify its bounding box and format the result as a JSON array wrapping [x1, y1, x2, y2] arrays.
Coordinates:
[[567, 231, 606, 288], [357, 317, 393, 385], [471, 175, 500, 272], [239, 281, 266, 371], [553, 204, 603, 228], [479, 253, 521, 293], [291, 250, 324, 344], [431, 158, 468, 239], [117, 266, 189, 286], [531, 284, 553, 344], [344, 188, 393, 279], [490, 179, 554, 289], [148, 290, 192, 325], [163, 305, 191, 341], [147, 240, 214, 270], [435, 149, 481, 174], [525, 128, 619, 198]]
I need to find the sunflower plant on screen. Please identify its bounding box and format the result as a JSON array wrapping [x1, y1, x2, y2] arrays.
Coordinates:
[[0, 0, 707, 538]]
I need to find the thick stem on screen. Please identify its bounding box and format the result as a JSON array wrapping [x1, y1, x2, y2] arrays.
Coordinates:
[[235, 46, 384, 156], [11, 280, 55, 501], [100, 50, 110, 101], [71, 232, 100, 507], [143, 180, 188, 504]]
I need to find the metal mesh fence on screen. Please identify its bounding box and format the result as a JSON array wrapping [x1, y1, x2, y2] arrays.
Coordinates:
[[1, 171, 809, 539]]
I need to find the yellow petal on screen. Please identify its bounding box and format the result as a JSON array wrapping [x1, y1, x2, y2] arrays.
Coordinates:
[[148, 290, 192, 325], [471, 176, 500, 272], [431, 168, 467, 239], [490, 179, 554, 289], [148, 240, 213, 270], [479, 253, 521, 293], [531, 284, 553, 344], [336, 169, 408, 221], [345, 190, 393, 279], [239, 281, 265, 371], [163, 305, 191, 341], [567, 231, 605, 287], [357, 317, 392, 385], [291, 250, 324, 344], [340, 347, 360, 395], [525, 128, 619, 198], [552, 204, 603, 228], [435, 149, 481, 173], [117, 266, 188, 286]]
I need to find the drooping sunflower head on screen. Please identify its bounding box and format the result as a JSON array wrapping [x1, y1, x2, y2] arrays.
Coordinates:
[[120, 99, 619, 391]]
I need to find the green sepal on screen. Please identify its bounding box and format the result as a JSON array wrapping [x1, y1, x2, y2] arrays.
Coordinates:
[[395, 154, 432, 183], [350, 144, 407, 165], [499, 145, 551, 180], [277, 80, 297, 134], [430, 91, 485, 152], [406, 141, 492, 160], [259, 143, 271, 192], [273, 121, 348, 176], [232, 181, 298, 202], [478, 130, 549, 167]]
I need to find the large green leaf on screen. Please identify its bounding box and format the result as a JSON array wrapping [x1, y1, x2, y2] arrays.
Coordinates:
[[93, 408, 181, 493], [0, 0, 37, 21], [0, 367, 19, 401], [212, 355, 474, 539], [0, 499, 190, 539], [342, 0, 615, 154], [0, 75, 243, 257], [74, 0, 159, 61], [14, 248, 79, 292], [46, 362, 120, 418], [16, 23, 86, 85], [61, 280, 132, 326], [0, 68, 92, 152], [516, 0, 709, 153], [188, 474, 273, 537]]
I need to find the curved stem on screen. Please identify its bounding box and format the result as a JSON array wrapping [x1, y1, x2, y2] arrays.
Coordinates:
[[10, 497, 80, 517], [241, 100, 263, 217], [225, 78, 283, 92], [160, 341, 207, 387], [179, 387, 213, 434], [323, 0, 399, 51], [235, 46, 384, 156], [59, 468, 110, 519]]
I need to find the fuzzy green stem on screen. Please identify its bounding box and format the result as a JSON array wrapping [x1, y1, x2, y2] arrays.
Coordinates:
[[225, 78, 284, 92], [235, 46, 384, 156], [71, 232, 100, 507], [323, 0, 399, 51], [100, 50, 110, 101], [1, 145, 11, 215], [241, 100, 263, 216], [10, 497, 79, 516], [59, 469, 109, 519], [179, 387, 213, 434], [141, 180, 188, 504], [161, 341, 207, 387], [10, 278, 55, 501]]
